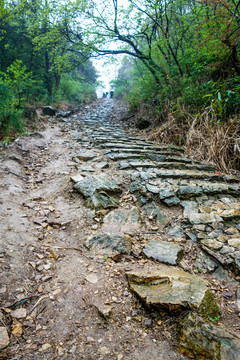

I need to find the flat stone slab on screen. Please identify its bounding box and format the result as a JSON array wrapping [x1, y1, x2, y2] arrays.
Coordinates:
[[143, 240, 184, 265], [108, 153, 145, 160], [127, 266, 219, 318], [154, 169, 239, 182], [178, 313, 240, 360], [102, 207, 141, 234], [76, 149, 98, 161], [73, 175, 121, 198], [70, 174, 84, 183], [188, 213, 223, 224], [159, 187, 175, 200], [85, 234, 131, 258], [130, 160, 156, 168]]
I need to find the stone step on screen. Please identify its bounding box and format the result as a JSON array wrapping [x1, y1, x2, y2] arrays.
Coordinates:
[[99, 142, 184, 152], [105, 148, 179, 156], [120, 160, 220, 173], [152, 169, 239, 182]]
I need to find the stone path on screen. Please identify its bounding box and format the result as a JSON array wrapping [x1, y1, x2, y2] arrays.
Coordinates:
[[1, 99, 240, 359], [73, 101, 240, 275], [70, 100, 240, 358]]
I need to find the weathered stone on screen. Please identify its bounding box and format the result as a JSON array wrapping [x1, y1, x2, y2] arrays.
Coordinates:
[[77, 165, 95, 172], [85, 234, 131, 258], [143, 202, 169, 230], [42, 106, 57, 116], [130, 160, 156, 168], [237, 287, 240, 311], [85, 191, 119, 210], [201, 239, 223, 251], [181, 201, 199, 217], [220, 209, 240, 220], [74, 175, 121, 198], [70, 174, 84, 183], [231, 251, 240, 273], [159, 187, 175, 200], [163, 196, 180, 206], [119, 161, 130, 169], [94, 303, 112, 319], [11, 308, 27, 319], [108, 152, 145, 160], [188, 213, 223, 225], [225, 227, 239, 235], [228, 238, 240, 248], [195, 251, 218, 273], [0, 327, 9, 350], [168, 225, 185, 239], [201, 183, 229, 194], [56, 110, 72, 118], [95, 161, 109, 170], [178, 185, 202, 198], [102, 207, 141, 234], [193, 224, 206, 232], [76, 149, 97, 161], [153, 169, 239, 182], [143, 240, 184, 265], [146, 184, 159, 194], [178, 313, 240, 360], [127, 266, 219, 317]]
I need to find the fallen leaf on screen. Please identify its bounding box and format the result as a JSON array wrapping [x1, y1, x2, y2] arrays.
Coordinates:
[[12, 321, 23, 336]]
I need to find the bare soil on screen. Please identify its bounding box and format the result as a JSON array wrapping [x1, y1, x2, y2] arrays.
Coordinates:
[[0, 101, 186, 360], [0, 99, 239, 360]]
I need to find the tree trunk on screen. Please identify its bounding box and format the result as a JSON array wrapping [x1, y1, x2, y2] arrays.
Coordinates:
[[45, 51, 52, 97], [55, 74, 61, 92]]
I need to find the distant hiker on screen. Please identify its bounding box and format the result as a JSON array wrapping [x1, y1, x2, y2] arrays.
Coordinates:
[[102, 92, 106, 98], [105, 92, 108, 98], [110, 91, 114, 98]]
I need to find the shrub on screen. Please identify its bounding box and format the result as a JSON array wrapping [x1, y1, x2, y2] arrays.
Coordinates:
[[56, 75, 96, 104]]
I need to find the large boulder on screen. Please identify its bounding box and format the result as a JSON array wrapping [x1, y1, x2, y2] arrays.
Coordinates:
[[24, 106, 38, 121], [73, 174, 121, 198], [42, 106, 57, 116], [127, 266, 220, 318]]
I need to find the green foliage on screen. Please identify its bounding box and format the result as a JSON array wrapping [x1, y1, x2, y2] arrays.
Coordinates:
[[1, 60, 35, 106], [209, 316, 220, 322], [56, 74, 96, 104], [110, 78, 128, 99], [0, 81, 23, 135], [202, 78, 240, 119], [0, 60, 34, 135]]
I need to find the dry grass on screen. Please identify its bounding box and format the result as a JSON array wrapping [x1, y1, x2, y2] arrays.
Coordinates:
[[148, 112, 188, 146], [147, 107, 240, 172], [185, 111, 240, 171]]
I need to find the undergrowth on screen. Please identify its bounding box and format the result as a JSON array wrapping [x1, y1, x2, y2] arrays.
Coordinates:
[[143, 104, 240, 172]]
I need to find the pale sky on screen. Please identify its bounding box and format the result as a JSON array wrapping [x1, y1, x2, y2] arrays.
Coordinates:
[[92, 0, 130, 97], [94, 56, 120, 97]]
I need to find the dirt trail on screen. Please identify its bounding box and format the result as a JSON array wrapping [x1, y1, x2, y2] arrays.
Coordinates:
[[0, 99, 240, 360]]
